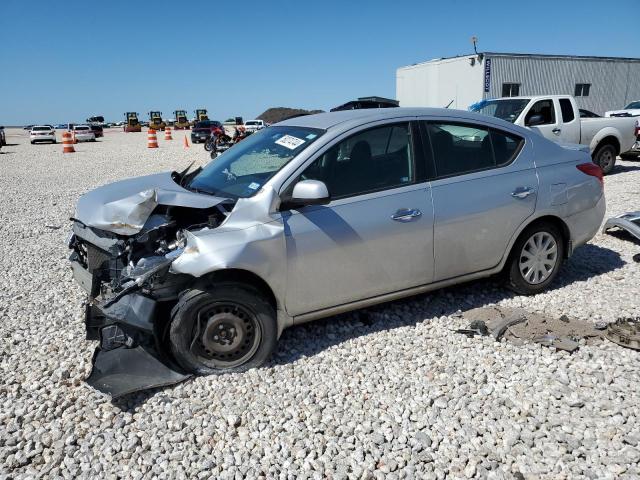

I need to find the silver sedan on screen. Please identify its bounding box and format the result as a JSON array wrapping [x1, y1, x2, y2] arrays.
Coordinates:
[[69, 108, 606, 396]]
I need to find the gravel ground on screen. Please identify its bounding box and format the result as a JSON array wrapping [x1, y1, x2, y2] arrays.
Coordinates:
[[1, 128, 639, 479]]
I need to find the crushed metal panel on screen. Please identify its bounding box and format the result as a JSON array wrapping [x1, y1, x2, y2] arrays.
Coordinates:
[[602, 211, 640, 241]]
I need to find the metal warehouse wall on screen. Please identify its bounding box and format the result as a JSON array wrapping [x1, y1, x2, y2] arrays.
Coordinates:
[[396, 56, 484, 110], [487, 55, 640, 115]]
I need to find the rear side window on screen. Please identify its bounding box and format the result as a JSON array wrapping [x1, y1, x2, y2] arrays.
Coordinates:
[[424, 122, 524, 178], [559, 99, 575, 122]]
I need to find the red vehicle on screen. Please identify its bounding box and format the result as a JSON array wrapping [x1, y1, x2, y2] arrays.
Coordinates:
[[190, 120, 224, 144]]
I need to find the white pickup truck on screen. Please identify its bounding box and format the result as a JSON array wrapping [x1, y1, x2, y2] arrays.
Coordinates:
[[470, 95, 637, 174]]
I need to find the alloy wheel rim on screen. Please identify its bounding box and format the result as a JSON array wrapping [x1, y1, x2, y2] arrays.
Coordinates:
[[600, 150, 613, 169], [519, 232, 558, 285]]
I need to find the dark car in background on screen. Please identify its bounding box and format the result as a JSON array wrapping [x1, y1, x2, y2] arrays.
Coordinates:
[[89, 125, 104, 138], [191, 120, 223, 144]]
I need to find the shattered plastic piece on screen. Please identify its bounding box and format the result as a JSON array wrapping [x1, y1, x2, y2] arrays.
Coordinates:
[[602, 211, 640, 242], [492, 314, 526, 340], [454, 320, 489, 337], [87, 345, 191, 398], [594, 321, 608, 330], [533, 334, 579, 352], [606, 318, 640, 351]]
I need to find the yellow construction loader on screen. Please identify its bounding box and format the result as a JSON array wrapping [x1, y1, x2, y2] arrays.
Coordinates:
[[173, 110, 190, 130], [148, 111, 166, 131], [124, 112, 142, 132]]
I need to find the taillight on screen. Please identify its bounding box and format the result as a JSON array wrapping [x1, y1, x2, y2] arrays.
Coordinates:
[[577, 163, 604, 186]]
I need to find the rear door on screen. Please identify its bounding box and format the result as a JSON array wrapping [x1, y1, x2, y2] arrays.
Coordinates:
[[422, 120, 537, 280], [281, 121, 435, 316]]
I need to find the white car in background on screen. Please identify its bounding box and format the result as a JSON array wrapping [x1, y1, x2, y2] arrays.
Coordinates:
[[605, 101, 640, 118], [73, 125, 96, 142], [244, 119, 268, 133], [30, 125, 56, 144]]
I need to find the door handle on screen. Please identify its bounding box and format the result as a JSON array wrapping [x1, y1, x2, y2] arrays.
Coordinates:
[[511, 187, 535, 199], [552, 128, 561, 134], [391, 208, 422, 222]]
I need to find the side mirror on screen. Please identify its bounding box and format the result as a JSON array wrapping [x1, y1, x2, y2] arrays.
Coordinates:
[[282, 180, 330, 209], [526, 114, 545, 126]]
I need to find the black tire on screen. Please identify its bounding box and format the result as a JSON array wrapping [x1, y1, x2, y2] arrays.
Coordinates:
[[169, 284, 277, 375], [52, 140, 56, 144], [210, 150, 218, 159], [620, 152, 639, 161], [204, 137, 215, 152], [593, 143, 617, 175], [506, 222, 564, 295]]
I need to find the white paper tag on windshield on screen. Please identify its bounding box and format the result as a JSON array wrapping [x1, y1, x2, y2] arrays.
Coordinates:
[[275, 135, 305, 150]]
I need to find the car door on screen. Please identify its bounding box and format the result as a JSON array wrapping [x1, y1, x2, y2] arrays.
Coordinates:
[[281, 121, 434, 317], [557, 98, 581, 144], [524, 99, 561, 140], [422, 121, 537, 280]]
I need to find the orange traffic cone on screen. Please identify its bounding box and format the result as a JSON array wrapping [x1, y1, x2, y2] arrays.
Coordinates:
[[183, 134, 190, 149], [147, 129, 159, 148], [62, 131, 75, 153], [164, 126, 173, 140]]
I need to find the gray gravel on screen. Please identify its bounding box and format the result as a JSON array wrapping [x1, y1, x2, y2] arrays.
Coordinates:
[[1, 128, 639, 479]]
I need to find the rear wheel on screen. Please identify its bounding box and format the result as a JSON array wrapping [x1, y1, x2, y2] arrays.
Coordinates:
[[169, 284, 277, 375], [593, 144, 617, 174], [506, 222, 564, 295]]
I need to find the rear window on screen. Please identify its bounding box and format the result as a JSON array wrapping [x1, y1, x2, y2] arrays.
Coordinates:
[[33, 126, 52, 131], [75, 126, 90, 131]]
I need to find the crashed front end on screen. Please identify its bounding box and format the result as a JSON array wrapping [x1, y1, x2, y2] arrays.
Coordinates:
[[68, 176, 232, 398]]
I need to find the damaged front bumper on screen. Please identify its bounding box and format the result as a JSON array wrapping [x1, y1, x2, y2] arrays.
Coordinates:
[[82, 291, 191, 398]]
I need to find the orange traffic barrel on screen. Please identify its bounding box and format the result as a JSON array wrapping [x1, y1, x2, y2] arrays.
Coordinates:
[[62, 131, 75, 153], [183, 134, 190, 149], [164, 126, 173, 140], [147, 129, 159, 148]]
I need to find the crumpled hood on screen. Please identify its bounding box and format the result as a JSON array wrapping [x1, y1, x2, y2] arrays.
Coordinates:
[[74, 171, 227, 235]]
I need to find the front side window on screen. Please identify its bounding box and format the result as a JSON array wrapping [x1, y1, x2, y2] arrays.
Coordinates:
[[189, 126, 323, 199], [525, 100, 555, 126], [425, 122, 523, 178], [559, 98, 575, 122], [294, 123, 415, 200]]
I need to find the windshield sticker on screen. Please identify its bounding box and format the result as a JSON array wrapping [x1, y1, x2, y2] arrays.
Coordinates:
[[248, 182, 260, 190], [306, 133, 317, 140], [275, 135, 305, 150]]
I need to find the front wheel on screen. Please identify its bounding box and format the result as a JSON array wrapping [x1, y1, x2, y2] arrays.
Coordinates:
[[169, 284, 277, 375], [204, 137, 215, 152], [506, 222, 564, 295], [593, 144, 617, 175]]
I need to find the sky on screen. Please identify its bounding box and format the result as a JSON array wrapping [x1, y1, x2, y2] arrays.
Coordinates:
[[0, 0, 637, 125]]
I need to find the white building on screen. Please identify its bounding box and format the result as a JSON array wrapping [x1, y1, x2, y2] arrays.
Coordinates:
[[396, 52, 640, 115]]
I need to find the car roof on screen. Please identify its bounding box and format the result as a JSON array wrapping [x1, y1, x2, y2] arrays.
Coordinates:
[[276, 107, 527, 134]]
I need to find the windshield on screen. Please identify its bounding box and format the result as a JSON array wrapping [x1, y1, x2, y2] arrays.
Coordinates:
[[624, 101, 640, 109], [470, 99, 530, 123], [188, 126, 324, 199]]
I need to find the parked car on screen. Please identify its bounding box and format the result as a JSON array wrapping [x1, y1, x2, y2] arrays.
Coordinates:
[[190, 120, 224, 143], [605, 101, 640, 118], [68, 108, 606, 396], [243, 119, 268, 133], [579, 109, 601, 118], [89, 125, 104, 138], [72, 125, 96, 142], [471, 95, 637, 174], [30, 125, 56, 144]]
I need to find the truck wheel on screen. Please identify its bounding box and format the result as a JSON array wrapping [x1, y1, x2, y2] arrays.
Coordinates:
[[593, 144, 617, 174], [169, 284, 277, 375], [506, 222, 564, 295]]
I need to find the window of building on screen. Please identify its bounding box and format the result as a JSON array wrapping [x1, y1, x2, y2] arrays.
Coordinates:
[[424, 123, 524, 178], [559, 98, 575, 123], [295, 123, 415, 199], [501, 83, 521, 97], [574, 83, 591, 97]]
